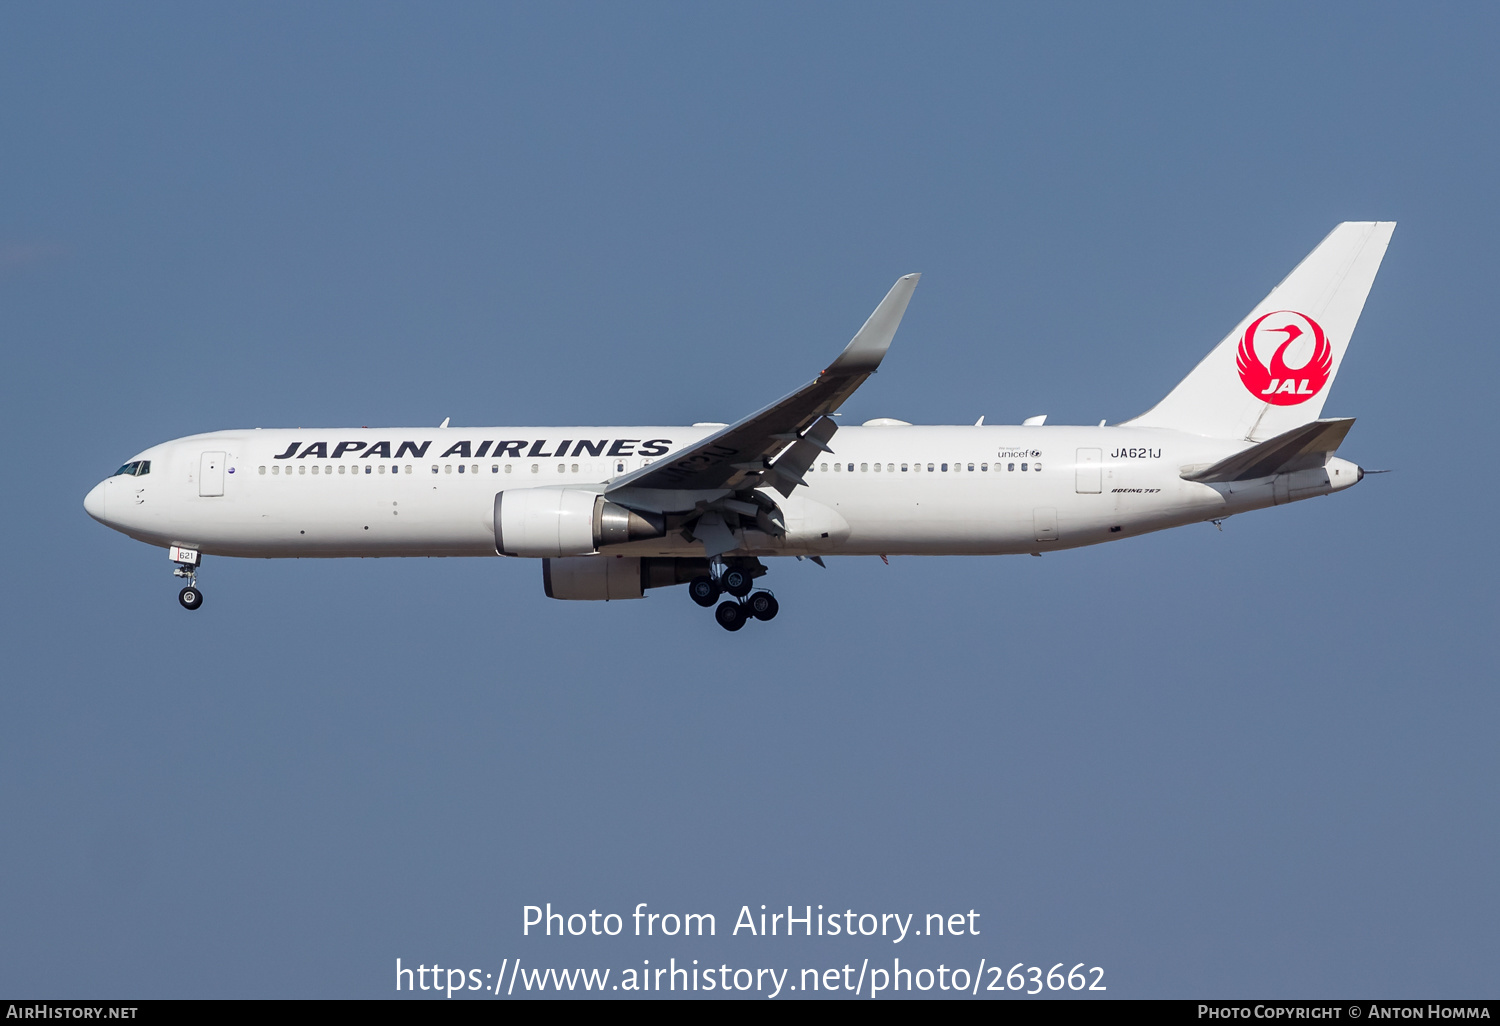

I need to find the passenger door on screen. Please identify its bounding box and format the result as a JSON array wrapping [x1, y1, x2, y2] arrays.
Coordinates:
[[1075, 447, 1102, 494], [199, 452, 226, 497]]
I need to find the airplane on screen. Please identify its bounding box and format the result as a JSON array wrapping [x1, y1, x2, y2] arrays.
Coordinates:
[[84, 222, 1395, 631]]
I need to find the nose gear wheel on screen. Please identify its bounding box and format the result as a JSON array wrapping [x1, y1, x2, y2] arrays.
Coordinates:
[[171, 553, 203, 610]]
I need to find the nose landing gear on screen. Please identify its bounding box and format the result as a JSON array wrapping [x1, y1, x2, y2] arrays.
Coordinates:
[[170, 545, 204, 611]]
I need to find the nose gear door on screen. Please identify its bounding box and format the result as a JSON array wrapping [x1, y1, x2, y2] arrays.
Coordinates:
[[199, 451, 226, 496]]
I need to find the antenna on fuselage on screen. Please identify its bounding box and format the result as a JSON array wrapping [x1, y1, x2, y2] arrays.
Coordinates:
[[439, 417, 450, 428]]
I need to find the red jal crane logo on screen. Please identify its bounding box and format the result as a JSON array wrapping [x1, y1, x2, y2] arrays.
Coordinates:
[[1236, 310, 1332, 405]]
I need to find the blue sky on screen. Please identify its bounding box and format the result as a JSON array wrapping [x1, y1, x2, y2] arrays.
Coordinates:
[[1, 2, 1496, 998]]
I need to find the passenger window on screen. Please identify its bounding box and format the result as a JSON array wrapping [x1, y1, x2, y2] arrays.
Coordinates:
[[445, 464, 453, 474], [820, 463, 828, 472], [492, 464, 499, 473], [1008, 462, 1015, 472], [298, 465, 306, 475], [458, 464, 464, 474], [431, 465, 439, 474], [365, 465, 372, 474], [901, 463, 908, 472], [557, 464, 565, 474], [534, 464, 542, 474], [981, 463, 988, 472], [928, 463, 934, 472], [405, 465, 412, 474], [860, 463, 868, 472], [472, 465, 479, 474], [887, 463, 894, 473], [834, 463, 840, 472], [1034, 463, 1043, 472], [505, 464, 512, 474], [571, 463, 579, 473], [258, 466, 266, 475], [873, 463, 881, 472], [1021, 463, 1028, 471], [378, 465, 385, 474], [968, 463, 975, 472], [272, 466, 280, 475]]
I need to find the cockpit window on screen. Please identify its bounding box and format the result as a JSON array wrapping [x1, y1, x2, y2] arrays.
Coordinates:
[[113, 460, 151, 477]]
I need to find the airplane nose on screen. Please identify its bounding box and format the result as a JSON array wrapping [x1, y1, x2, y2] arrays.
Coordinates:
[[83, 480, 107, 522]]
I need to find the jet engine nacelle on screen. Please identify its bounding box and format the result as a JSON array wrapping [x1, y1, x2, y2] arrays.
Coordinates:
[[545, 555, 646, 600], [494, 487, 665, 558], [543, 555, 713, 601]]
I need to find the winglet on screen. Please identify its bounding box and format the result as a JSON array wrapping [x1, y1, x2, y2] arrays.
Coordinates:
[[824, 273, 920, 376]]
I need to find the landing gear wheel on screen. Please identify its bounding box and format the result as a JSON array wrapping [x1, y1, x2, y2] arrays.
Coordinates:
[[722, 568, 753, 598], [178, 586, 203, 611], [688, 575, 720, 607], [747, 592, 779, 621], [714, 601, 747, 632]]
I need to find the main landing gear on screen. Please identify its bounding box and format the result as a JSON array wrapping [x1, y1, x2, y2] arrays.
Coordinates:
[[170, 545, 204, 611], [689, 559, 778, 631]]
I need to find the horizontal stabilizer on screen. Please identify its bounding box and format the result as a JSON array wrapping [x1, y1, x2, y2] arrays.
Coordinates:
[[1182, 418, 1355, 483]]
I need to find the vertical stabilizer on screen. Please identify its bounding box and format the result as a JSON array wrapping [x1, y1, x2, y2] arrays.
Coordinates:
[[1123, 222, 1394, 440]]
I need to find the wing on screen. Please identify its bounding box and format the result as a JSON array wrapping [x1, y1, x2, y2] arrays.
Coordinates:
[[606, 273, 920, 502]]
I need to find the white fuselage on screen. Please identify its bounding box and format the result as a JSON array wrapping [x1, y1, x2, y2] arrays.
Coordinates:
[[83, 424, 1361, 560]]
